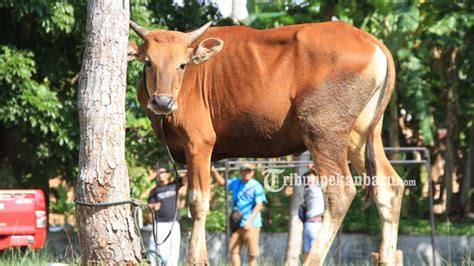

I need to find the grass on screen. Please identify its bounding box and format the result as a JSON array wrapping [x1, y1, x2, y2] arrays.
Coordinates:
[[398, 217, 474, 235], [1, 247, 473, 265], [0, 247, 157, 265], [0, 247, 54, 266]]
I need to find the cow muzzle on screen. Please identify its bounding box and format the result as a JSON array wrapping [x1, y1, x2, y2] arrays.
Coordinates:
[[150, 95, 174, 114]]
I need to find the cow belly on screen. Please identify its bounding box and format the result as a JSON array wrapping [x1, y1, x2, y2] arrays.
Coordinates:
[[212, 127, 307, 159], [213, 140, 307, 159]]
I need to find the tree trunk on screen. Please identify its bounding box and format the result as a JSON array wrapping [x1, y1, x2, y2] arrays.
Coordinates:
[[284, 152, 309, 265], [461, 114, 474, 215], [321, 0, 337, 22], [387, 95, 400, 148], [383, 17, 400, 158], [442, 46, 459, 215], [76, 0, 141, 263], [387, 93, 401, 162]]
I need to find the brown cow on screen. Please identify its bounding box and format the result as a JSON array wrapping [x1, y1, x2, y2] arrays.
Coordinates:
[[128, 21, 403, 266]]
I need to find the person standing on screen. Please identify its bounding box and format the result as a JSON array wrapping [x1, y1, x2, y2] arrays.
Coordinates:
[[302, 167, 325, 258], [147, 166, 185, 266], [212, 164, 267, 266]]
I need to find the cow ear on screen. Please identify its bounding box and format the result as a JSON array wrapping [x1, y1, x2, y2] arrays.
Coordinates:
[[189, 38, 224, 64], [128, 41, 141, 61]]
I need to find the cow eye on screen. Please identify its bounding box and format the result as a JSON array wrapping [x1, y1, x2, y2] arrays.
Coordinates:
[[178, 63, 186, 70], [145, 59, 151, 68]]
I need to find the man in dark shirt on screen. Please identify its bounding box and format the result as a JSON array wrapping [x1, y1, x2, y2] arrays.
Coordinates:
[[147, 167, 184, 266]]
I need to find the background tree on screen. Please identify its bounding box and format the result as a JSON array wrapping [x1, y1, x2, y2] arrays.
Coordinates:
[[75, 0, 141, 263], [284, 153, 310, 265]]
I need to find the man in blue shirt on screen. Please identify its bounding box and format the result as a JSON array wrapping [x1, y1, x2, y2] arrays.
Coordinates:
[[212, 164, 267, 266]]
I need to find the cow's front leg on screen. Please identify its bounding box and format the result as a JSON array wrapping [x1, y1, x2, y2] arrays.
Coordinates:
[[185, 142, 213, 265]]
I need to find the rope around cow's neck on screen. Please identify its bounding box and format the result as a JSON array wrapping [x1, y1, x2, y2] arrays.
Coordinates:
[[153, 115, 181, 246], [144, 63, 181, 248]]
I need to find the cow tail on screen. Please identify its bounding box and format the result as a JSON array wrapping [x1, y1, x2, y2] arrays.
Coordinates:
[[362, 128, 376, 210], [361, 41, 395, 211]]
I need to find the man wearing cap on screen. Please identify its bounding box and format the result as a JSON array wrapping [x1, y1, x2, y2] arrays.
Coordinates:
[[211, 164, 267, 266]]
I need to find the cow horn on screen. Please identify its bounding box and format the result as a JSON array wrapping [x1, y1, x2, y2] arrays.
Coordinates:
[[187, 21, 213, 43], [130, 20, 149, 40]]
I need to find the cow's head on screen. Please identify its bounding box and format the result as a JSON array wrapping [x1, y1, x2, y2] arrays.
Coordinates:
[[128, 21, 224, 115]]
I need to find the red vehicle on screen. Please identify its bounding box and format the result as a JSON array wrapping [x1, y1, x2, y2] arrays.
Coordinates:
[[0, 190, 47, 250]]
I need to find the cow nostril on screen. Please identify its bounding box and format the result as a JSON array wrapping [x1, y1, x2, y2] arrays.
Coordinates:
[[152, 96, 173, 109], [151, 97, 159, 107], [159, 96, 172, 105]]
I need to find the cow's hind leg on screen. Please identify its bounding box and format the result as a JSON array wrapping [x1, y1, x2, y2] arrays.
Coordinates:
[[300, 129, 356, 265], [303, 140, 356, 265], [185, 142, 213, 265], [349, 120, 404, 265]]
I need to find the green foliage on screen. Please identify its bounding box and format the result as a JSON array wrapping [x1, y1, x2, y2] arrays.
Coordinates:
[[0, 0, 86, 190], [206, 185, 227, 232], [42, 1, 75, 34], [50, 184, 75, 216], [246, 1, 319, 28], [343, 189, 381, 235], [0, 45, 77, 185], [148, 0, 222, 31], [257, 169, 292, 233], [0, 163, 16, 188]]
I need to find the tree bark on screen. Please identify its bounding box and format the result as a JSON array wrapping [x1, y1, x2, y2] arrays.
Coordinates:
[[442, 46, 459, 215], [284, 152, 309, 265], [76, 0, 141, 263], [461, 114, 474, 215], [387, 93, 401, 161], [321, 0, 337, 22]]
